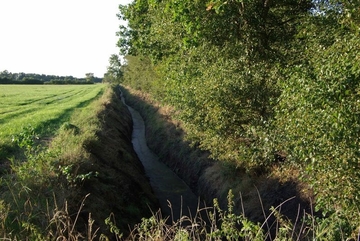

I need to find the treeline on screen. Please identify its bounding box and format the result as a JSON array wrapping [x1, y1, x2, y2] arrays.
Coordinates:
[[117, 0, 360, 237], [0, 70, 102, 84]]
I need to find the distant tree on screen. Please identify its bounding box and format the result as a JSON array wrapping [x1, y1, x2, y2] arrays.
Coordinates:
[[21, 77, 43, 84], [0, 71, 94, 84], [102, 72, 116, 84], [85, 73, 95, 83], [14, 72, 26, 81], [0, 70, 14, 83], [0, 70, 11, 79]]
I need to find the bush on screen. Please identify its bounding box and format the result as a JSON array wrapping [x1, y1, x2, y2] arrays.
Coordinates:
[[274, 33, 360, 232]]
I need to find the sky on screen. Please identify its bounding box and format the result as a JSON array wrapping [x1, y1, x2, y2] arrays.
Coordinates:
[[0, 0, 132, 78]]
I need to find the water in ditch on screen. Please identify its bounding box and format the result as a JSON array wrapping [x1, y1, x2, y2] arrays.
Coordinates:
[[120, 92, 199, 221]]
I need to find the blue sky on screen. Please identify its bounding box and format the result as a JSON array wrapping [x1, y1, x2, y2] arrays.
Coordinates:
[[0, 0, 132, 78]]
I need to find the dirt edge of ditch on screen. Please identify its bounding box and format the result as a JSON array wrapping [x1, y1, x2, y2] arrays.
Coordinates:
[[70, 87, 159, 237]]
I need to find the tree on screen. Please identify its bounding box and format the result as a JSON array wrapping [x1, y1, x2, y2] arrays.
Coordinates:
[[105, 54, 123, 83], [85, 73, 94, 83], [117, 0, 314, 165], [0, 70, 12, 80], [272, 3, 360, 229], [117, 0, 360, 234]]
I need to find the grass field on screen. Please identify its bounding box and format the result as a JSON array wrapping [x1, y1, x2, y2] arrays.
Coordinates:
[[0, 84, 125, 239], [0, 84, 105, 158]]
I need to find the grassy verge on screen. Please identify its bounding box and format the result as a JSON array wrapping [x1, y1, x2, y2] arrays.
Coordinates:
[[0, 85, 158, 239]]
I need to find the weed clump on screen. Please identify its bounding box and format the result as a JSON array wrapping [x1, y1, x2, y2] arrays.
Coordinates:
[[60, 122, 80, 135]]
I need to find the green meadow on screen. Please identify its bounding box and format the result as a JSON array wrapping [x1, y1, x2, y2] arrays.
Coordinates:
[[0, 84, 105, 157]]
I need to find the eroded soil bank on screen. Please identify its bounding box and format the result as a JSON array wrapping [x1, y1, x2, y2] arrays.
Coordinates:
[[120, 90, 199, 221]]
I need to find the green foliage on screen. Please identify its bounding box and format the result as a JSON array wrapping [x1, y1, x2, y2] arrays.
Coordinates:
[[104, 54, 124, 84], [10, 125, 57, 187], [210, 190, 265, 240], [59, 163, 99, 185], [119, 0, 312, 63], [85, 73, 95, 83], [157, 43, 281, 167], [275, 26, 360, 218], [104, 213, 124, 240], [12, 124, 39, 151], [60, 122, 80, 135], [122, 55, 158, 92], [117, 0, 360, 237], [118, 0, 313, 169]]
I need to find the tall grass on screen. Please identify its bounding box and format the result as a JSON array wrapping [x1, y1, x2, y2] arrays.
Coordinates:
[[125, 190, 360, 240]]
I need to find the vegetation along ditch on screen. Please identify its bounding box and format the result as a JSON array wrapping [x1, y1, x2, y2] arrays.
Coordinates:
[[111, 0, 360, 239], [2, 0, 360, 239], [120, 86, 319, 240], [1, 83, 358, 240]]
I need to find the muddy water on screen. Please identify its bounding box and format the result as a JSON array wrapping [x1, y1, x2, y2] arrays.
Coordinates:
[[120, 93, 199, 221]]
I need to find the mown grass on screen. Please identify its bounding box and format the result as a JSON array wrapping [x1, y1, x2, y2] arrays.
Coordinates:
[[0, 84, 105, 160]]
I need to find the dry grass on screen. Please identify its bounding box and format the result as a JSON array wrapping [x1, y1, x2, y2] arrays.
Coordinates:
[[123, 189, 331, 241]]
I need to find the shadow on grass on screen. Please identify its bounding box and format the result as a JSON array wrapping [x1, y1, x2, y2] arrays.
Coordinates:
[[36, 88, 105, 136], [0, 89, 105, 168]]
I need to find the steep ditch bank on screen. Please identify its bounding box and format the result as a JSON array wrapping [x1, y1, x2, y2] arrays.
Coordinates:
[[120, 90, 199, 221], [120, 86, 314, 233], [73, 87, 159, 236]]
